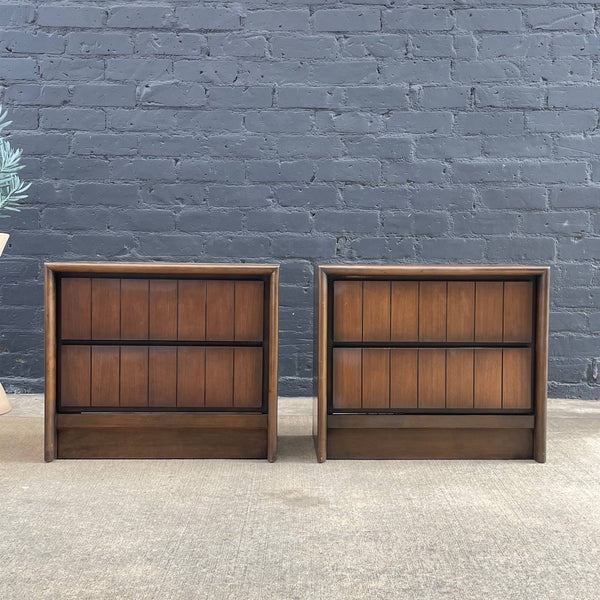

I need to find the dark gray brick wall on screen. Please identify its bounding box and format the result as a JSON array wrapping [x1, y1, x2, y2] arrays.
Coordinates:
[[0, 1, 599, 399]]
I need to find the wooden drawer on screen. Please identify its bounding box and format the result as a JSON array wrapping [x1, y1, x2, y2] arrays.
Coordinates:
[[332, 347, 532, 412], [333, 279, 534, 343], [60, 278, 264, 342], [60, 345, 263, 410]]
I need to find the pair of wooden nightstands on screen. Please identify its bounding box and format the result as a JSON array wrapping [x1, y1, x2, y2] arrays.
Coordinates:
[[45, 263, 549, 463]]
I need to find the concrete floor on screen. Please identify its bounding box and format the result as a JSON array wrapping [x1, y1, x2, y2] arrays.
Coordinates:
[[1, 396, 599, 599]]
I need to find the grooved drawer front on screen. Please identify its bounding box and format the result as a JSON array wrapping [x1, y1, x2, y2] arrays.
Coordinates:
[[475, 282, 503, 342], [177, 347, 205, 408], [149, 346, 177, 407], [120, 280, 149, 340], [390, 349, 418, 408], [333, 281, 362, 342], [205, 347, 234, 407], [474, 349, 503, 409], [234, 281, 264, 342], [419, 282, 447, 342], [446, 349, 474, 409], [391, 282, 418, 342], [149, 280, 177, 340], [332, 348, 362, 409], [233, 347, 263, 408], [61, 278, 91, 340], [91, 346, 120, 407], [418, 349, 446, 408], [447, 282, 474, 342], [206, 281, 235, 341], [91, 279, 120, 339], [503, 281, 533, 342], [120, 347, 149, 407], [503, 348, 532, 409], [60, 346, 91, 407], [177, 280, 206, 341], [363, 281, 391, 342], [362, 348, 390, 408]]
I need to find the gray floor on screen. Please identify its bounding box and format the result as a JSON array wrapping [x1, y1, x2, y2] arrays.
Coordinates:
[[1, 396, 599, 599]]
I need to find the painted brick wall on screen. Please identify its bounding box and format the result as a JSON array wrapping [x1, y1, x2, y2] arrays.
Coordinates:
[[0, 1, 599, 398]]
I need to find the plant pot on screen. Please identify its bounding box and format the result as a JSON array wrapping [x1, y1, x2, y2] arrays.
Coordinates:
[[0, 233, 10, 415]]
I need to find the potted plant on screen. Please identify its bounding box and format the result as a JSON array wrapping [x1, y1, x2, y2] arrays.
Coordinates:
[[0, 105, 31, 414]]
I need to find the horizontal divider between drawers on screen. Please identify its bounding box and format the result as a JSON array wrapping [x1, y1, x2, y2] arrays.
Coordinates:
[[60, 340, 263, 347], [57, 413, 268, 430], [328, 414, 534, 429], [332, 341, 531, 349]]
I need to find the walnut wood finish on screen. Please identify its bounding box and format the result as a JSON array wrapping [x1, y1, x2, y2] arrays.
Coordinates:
[[315, 264, 549, 462], [46, 262, 279, 461]]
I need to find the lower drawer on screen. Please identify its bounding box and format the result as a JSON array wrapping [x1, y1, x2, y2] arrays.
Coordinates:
[[332, 347, 532, 411], [60, 345, 263, 410]]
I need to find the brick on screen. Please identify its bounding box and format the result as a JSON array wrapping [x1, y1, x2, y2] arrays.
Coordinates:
[[478, 34, 550, 58], [207, 185, 270, 208], [72, 133, 138, 156], [343, 187, 410, 210], [522, 211, 590, 235], [208, 34, 266, 57], [40, 58, 104, 81], [554, 135, 600, 159], [209, 135, 274, 159], [246, 10, 309, 32], [237, 61, 308, 85], [417, 136, 480, 159], [313, 9, 380, 32], [549, 87, 600, 108], [487, 238, 556, 261], [38, 6, 106, 27], [420, 238, 486, 261], [112, 158, 176, 181], [173, 59, 237, 84], [277, 136, 343, 159], [383, 212, 449, 236], [271, 36, 337, 59], [0, 4, 35, 25], [452, 163, 519, 183], [386, 112, 452, 134], [0, 31, 65, 54], [178, 160, 245, 183], [310, 61, 377, 85], [525, 58, 591, 82], [205, 235, 270, 258], [70, 183, 139, 206], [454, 61, 521, 83], [177, 7, 241, 31], [109, 110, 177, 133], [5, 84, 69, 106], [67, 32, 133, 55], [246, 111, 312, 133], [481, 188, 547, 210], [0, 58, 37, 80], [345, 86, 409, 109], [527, 8, 595, 31], [527, 111, 597, 133], [455, 112, 523, 135], [420, 87, 471, 109], [315, 160, 380, 184], [383, 60, 451, 83], [383, 9, 454, 32], [521, 162, 587, 184], [70, 233, 136, 258], [274, 185, 338, 208], [135, 33, 206, 56], [341, 34, 406, 58], [139, 82, 206, 107], [247, 160, 313, 183], [40, 108, 105, 131], [315, 210, 378, 233], [483, 136, 552, 158], [550, 187, 600, 208], [384, 161, 446, 184], [108, 6, 174, 28], [177, 210, 243, 232], [246, 210, 311, 233], [278, 87, 344, 109], [106, 59, 172, 81], [175, 110, 243, 133], [453, 211, 519, 235], [270, 235, 336, 258], [456, 9, 522, 32], [410, 35, 454, 58], [553, 34, 600, 56], [476, 87, 544, 109], [344, 137, 412, 160], [208, 86, 272, 108], [316, 112, 379, 134], [72, 84, 136, 107]]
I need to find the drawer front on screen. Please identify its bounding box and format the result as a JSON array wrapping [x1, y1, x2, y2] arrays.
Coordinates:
[[333, 279, 533, 343], [60, 345, 263, 410], [60, 278, 264, 342], [331, 347, 532, 411]]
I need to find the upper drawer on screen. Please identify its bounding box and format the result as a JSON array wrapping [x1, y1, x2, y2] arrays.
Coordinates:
[[333, 279, 533, 343], [60, 277, 264, 342]]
